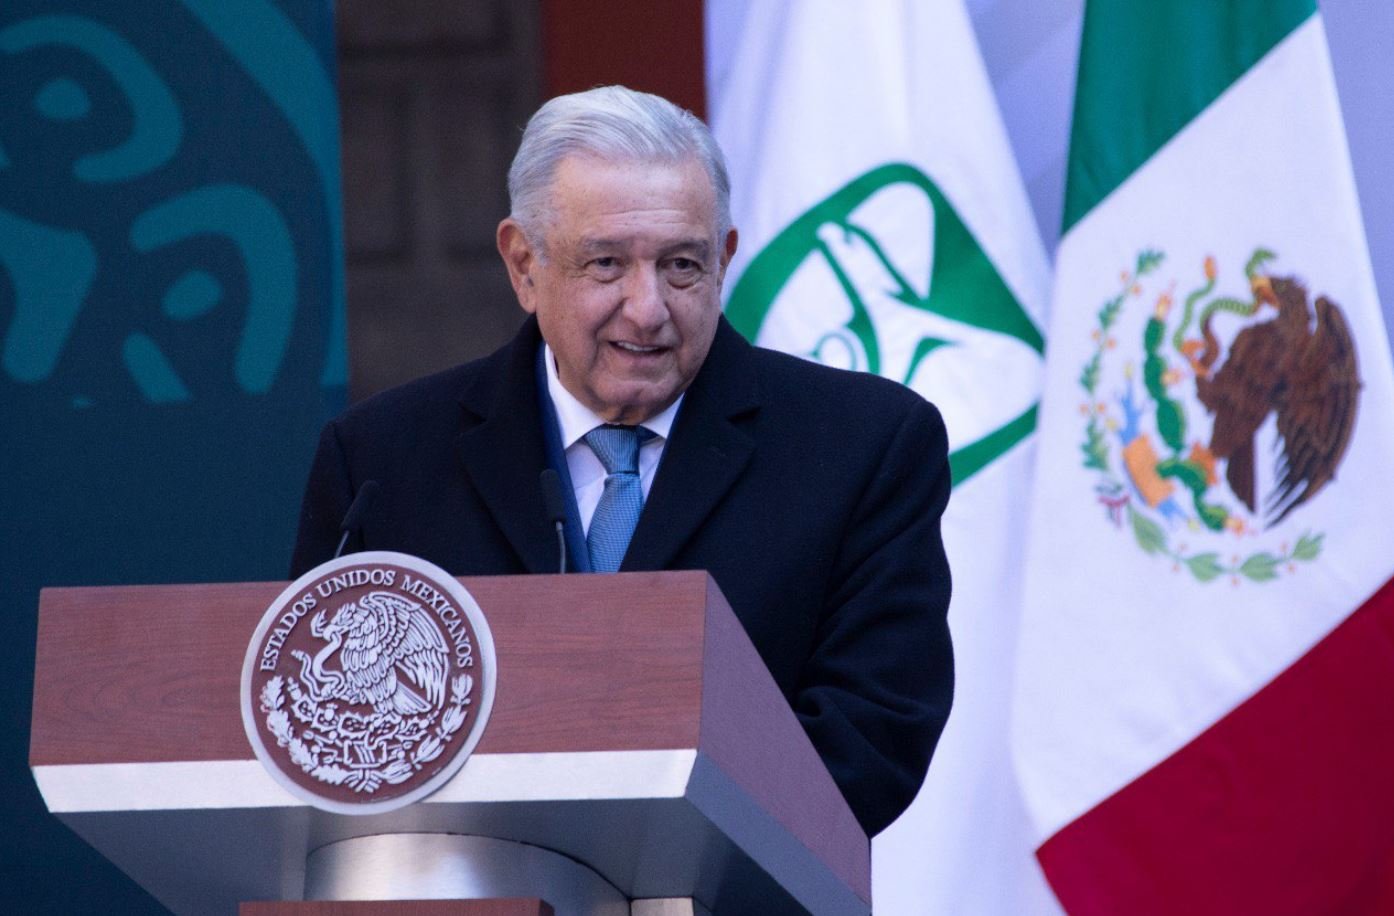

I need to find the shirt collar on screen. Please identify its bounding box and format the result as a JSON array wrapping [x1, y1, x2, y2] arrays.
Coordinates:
[[543, 344, 681, 448]]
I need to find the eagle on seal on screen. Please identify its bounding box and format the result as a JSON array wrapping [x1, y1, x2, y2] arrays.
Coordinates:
[[292, 590, 449, 716], [1191, 273, 1360, 526]]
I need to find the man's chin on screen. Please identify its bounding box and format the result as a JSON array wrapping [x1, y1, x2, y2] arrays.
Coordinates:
[[592, 381, 681, 425]]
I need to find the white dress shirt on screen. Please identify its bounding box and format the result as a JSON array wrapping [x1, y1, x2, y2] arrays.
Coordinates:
[[543, 344, 679, 536]]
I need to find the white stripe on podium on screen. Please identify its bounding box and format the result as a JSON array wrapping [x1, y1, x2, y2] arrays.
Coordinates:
[[33, 749, 699, 813]]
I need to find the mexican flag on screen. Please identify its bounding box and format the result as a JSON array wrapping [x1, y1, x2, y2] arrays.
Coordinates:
[[1015, 2, 1394, 913], [707, 1, 1056, 911]]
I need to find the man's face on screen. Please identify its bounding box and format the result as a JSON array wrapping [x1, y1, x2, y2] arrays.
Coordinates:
[[497, 155, 738, 425]]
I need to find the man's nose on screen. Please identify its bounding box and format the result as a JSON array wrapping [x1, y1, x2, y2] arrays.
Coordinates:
[[622, 263, 669, 329]]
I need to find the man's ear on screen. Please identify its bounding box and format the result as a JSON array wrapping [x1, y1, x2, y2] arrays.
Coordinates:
[[497, 219, 538, 313], [718, 227, 739, 281]]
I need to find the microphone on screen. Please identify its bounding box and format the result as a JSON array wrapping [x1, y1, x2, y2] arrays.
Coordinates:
[[333, 480, 380, 560], [539, 469, 568, 574]]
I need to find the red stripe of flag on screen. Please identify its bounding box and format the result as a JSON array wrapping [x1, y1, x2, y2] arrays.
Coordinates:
[[1037, 575, 1394, 915]]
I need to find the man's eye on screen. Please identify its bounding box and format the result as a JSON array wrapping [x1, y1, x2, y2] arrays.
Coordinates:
[[587, 257, 623, 278], [665, 258, 704, 283]]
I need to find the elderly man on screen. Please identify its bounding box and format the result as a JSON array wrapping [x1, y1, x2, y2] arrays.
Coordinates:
[[291, 85, 952, 837]]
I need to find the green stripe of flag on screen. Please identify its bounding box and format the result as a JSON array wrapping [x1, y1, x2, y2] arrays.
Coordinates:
[[1062, 0, 1315, 232]]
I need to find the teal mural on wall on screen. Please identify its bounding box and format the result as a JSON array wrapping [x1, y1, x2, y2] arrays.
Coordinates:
[[0, 2, 345, 911]]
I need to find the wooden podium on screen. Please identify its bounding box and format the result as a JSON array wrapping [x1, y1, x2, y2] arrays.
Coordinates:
[[30, 571, 869, 915]]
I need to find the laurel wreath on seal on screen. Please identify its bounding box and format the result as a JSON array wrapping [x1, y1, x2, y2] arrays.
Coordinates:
[[259, 672, 473, 793], [1078, 249, 1323, 585]]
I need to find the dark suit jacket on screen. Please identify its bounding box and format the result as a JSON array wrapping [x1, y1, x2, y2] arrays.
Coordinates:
[[291, 315, 953, 836]]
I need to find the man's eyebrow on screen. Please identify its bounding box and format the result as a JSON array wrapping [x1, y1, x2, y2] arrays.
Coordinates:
[[576, 238, 715, 259], [576, 238, 625, 254], [656, 239, 714, 261], [675, 238, 713, 253]]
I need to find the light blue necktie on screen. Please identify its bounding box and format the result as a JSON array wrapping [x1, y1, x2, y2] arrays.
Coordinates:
[[584, 425, 653, 573]]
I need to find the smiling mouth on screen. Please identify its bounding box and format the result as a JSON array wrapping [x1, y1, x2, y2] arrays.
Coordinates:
[[612, 341, 667, 354]]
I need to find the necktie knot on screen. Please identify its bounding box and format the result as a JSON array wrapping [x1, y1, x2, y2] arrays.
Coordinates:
[[584, 425, 652, 476]]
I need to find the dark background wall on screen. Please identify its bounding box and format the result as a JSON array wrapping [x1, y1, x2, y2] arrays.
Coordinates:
[[337, 0, 540, 402]]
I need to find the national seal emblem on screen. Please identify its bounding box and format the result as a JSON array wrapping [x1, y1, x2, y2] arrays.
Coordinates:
[[241, 551, 496, 813]]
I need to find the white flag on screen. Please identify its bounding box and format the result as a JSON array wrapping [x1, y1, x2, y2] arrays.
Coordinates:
[[707, 1, 1057, 911]]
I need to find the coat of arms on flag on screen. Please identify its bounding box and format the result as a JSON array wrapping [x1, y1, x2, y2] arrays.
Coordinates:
[[1079, 248, 1359, 584]]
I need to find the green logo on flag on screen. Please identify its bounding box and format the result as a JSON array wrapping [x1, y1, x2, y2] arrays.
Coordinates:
[[1080, 249, 1358, 584], [725, 163, 1043, 485]]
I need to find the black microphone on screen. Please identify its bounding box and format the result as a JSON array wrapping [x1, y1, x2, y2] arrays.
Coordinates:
[[539, 469, 568, 574], [333, 480, 380, 560]]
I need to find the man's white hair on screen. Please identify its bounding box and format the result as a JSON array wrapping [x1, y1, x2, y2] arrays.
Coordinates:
[[507, 85, 732, 246]]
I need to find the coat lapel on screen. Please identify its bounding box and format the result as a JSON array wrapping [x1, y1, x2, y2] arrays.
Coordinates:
[[623, 319, 760, 572], [455, 318, 560, 574]]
